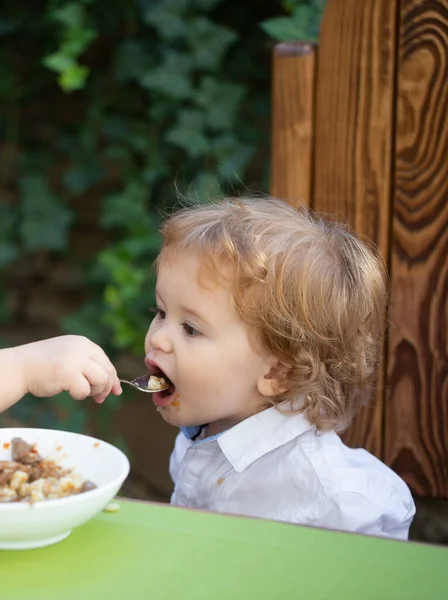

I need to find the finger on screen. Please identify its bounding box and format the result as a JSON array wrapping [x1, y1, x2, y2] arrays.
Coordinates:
[[82, 360, 111, 398], [93, 373, 122, 404], [93, 392, 108, 404], [93, 355, 117, 389], [111, 378, 122, 396], [67, 374, 92, 401], [88, 347, 117, 385]]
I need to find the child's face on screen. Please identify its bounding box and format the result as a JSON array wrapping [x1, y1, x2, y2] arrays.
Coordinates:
[[144, 252, 276, 435]]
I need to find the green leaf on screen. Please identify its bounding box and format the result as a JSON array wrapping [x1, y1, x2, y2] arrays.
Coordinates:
[[260, 4, 323, 42], [19, 176, 73, 251], [0, 242, 19, 268], [104, 284, 122, 309], [216, 144, 255, 181], [43, 52, 75, 73], [52, 3, 86, 28], [138, 53, 193, 100], [165, 109, 210, 158], [187, 173, 222, 202], [101, 181, 149, 230], [58, 64, 90, 91], [196, 77, 245, 131], [260, 16, 304, 42], [63, 162, 103, 195], [143, 5, 187, 40], [187, 18, 237, 70], [60, 27, 96, 56]]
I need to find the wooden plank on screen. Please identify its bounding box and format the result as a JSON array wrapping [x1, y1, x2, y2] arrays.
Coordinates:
[[385, 0, 448, 498], [311, 0, 398, 456], [270, 42, 316, 207]]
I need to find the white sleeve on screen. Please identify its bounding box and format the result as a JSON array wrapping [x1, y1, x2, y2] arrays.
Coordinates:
[[169, 431, 191, 485], [315, 444, 416, 540], [332, 490, 416, 540]]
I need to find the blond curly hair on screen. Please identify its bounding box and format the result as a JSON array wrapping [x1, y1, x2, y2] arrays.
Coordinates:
[[158, 196, 388, 432]]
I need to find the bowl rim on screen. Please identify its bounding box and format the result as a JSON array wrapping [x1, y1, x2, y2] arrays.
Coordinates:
[[0, 427, 130, 511]]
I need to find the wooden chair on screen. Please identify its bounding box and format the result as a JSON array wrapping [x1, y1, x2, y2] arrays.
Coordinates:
[[270, 0, 448, 500]]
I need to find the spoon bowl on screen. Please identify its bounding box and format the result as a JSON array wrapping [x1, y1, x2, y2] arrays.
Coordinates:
[[119, 374, 170, 393]]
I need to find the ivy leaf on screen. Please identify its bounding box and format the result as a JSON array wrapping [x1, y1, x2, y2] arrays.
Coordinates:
[[100, 253, 146, 294], [207, 134, 254, 180], [260, 5, 322, 42], [196, 77, 245, 131], [142, 4, 188, 40], [187, 173, 222, 202], [187, 18, 237, 70], [42, 52, 74, 73], [58, 64, 90, 91], [214, 141, 255, 181], [19, 176, 73, 251], [138, 53, 193, 100], [260, 16, 304, 42], [165, 109, 210, 158], [139, 0, 189, 21], [51, 3, 86, 28], [63, 162, 103, 196], [101, 181, 149, 230], [60, 27, 96, 56], [0, 242, 19, 268]]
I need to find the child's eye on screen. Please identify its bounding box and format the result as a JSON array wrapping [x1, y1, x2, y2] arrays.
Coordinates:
[[152, 307, 166, 320], [182, 322, 200, 337]]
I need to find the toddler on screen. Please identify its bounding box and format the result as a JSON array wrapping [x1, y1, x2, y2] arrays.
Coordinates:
[[144, 195, 415, 539]]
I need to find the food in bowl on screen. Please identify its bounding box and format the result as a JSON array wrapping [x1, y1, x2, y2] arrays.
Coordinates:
[[0, 437, 96, 504], [0, 428, 130, 550]]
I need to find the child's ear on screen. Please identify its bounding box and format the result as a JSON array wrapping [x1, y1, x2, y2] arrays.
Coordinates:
[[257, 360, 290, 397]]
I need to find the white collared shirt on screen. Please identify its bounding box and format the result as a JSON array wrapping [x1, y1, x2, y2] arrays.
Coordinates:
[[169, 407, 415, 540]]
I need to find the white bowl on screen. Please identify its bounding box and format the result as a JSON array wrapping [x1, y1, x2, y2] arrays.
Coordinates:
[[0, 427, 130, 550]]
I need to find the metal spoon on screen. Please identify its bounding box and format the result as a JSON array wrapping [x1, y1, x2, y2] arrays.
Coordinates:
[[119, 374, 170, 393]]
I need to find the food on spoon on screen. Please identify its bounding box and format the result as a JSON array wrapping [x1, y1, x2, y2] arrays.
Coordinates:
[[147, 375, 168, 390], [0, 438, 96, 504]]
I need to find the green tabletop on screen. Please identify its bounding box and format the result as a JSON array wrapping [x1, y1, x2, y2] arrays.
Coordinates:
[[1, 499, 447, 599]]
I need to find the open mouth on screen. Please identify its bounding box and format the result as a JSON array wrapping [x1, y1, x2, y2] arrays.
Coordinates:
[[147, 365, 175, 399]]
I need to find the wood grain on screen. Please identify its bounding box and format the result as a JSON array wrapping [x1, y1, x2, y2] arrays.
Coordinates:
[[270, 42, 316, 207], [385, 0, 448, 498], [311, 0, 398, 456]]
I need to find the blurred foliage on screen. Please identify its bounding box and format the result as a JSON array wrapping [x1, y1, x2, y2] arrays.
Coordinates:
[[0, 0, 325, 435], [260, 0, 327, 42]]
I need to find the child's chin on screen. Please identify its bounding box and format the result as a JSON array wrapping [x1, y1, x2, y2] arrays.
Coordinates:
[[156, 404, 183, 425]]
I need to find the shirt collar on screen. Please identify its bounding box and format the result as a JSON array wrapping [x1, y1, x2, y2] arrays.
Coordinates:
[[218, 405, 314, 473], [181, 402, 314, 473]]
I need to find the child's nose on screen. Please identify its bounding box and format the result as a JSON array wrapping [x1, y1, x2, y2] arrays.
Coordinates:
[[148, 323, 174, 354]]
